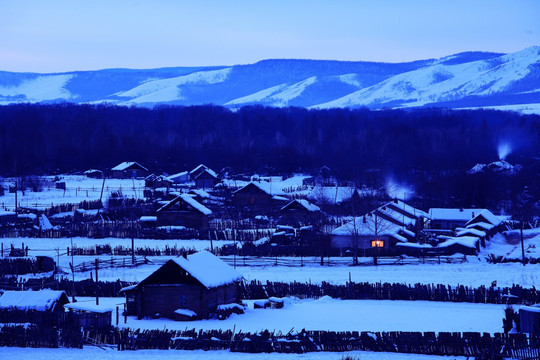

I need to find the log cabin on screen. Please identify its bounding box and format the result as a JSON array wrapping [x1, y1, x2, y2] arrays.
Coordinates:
[[121, 251, 242, 320]]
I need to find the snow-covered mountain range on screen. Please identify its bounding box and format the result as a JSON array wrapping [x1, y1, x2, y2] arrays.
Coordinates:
[[1, 47, 539, 110]]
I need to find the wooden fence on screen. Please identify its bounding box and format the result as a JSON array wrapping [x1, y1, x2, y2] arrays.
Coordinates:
[[2, 276, 539, 306], [240, 280, 539, 305], [81, 328, 540, 358]]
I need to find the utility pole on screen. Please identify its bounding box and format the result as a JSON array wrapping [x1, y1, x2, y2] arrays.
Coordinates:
[[131, 221, 135, 265], [521, 220, 526, 266], [70, 238, 75, 302], [95, 258, 99, 305]]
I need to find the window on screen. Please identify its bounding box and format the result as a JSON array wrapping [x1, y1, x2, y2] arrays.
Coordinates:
[[371, 239, 384, 248], [180, 295, 188, 306]]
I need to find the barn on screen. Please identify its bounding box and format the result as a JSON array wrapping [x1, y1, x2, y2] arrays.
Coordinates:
[[121, 251, 243, 320]]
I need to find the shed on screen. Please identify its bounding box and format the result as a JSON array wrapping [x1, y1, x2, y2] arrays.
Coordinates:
[[84, 169, 103, 179], [520, 305, 540, 335], [0, 289, 69, 312], [156, 194, 212, 229], [111, 162, 148, 178], [64, 302, 113, 329], [0, 290, 69, 327], [121, 251, 243, 320]]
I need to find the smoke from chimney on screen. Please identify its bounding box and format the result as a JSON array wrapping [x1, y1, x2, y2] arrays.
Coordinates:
[[497, 142, 512, 161]]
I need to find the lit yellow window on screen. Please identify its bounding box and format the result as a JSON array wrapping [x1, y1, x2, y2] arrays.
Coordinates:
[[371, 239, 384, 248]]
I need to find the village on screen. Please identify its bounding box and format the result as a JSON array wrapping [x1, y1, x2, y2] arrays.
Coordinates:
[[0, 161, 539, 359]]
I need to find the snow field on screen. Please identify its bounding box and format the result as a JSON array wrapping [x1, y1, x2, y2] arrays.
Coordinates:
[[0, 347, 468, 360]]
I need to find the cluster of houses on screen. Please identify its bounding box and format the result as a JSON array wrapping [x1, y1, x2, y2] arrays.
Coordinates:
[[80, 161, 511, 257]]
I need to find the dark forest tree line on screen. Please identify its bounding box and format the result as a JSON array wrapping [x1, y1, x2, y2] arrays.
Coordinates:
[[0, 103, 538, 178]]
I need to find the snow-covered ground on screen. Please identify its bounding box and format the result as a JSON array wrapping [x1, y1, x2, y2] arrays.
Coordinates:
[[74, 295, 508, 334], [3, 228, 540, 287], [0, 347, 468, 360], [117, 296, 508, 334], [37, 254, 540, 288], [0, 176, 145, 211]]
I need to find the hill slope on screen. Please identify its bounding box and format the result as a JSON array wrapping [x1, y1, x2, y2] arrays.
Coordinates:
[[1, 48, 539, 110]]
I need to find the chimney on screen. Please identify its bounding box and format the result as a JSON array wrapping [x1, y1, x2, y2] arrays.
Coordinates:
[[472, 212, 475, 219]]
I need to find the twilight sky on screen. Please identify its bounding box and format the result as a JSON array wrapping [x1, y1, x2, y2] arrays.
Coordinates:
[[1, 0, 539, 73]]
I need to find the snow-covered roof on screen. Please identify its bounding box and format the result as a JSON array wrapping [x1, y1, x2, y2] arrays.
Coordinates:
[[179, 194, 212, 215], [392, 233, 408, 243], [38, 214, 56, 230], [190, 164, 217, 178], [331, 216, 404, 237], [157, 194, 212, 215], [281, 199, 321, 212], [111, 162, 148, 171], [0, 290, 69, 311], [455, 227, 486, 238], [140, 216, 157, 222], [467, 163, 486, 174], [84, 169, 102, 174], [437, 236, 479, 249], [466, 209, 502, 227], [167, 171, 189, 181], [171, 251, 243, 289], [395, 242, 433, 249], [195, 169, 218, 180], [64, 302, 114, 314], [429, 208, 487, 221], [190, 189, 211, 199], [272, 195, 289, 201], [233, 181, 286, 196], [466, 221, 495, 231]]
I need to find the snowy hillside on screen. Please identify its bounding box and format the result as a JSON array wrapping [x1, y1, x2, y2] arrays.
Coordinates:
[[1, 47, 539, 110]]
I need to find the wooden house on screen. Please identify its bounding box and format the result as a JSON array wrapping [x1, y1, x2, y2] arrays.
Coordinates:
[[330, 200, 428, 256], [145, 174, 173, 189], [156, 194, 212, 229], [465, 210, 503, 237], [232, 182, 288, 208], [280, 199, 322, 226], [190, 164, 214, 180], [428, 208, 486, 231], [167, 171, 190, 184], [111, 162, 148, 179], [121, 251, 243, 320], [194, 169, 218, 189], [84, 169, 103, 179]]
